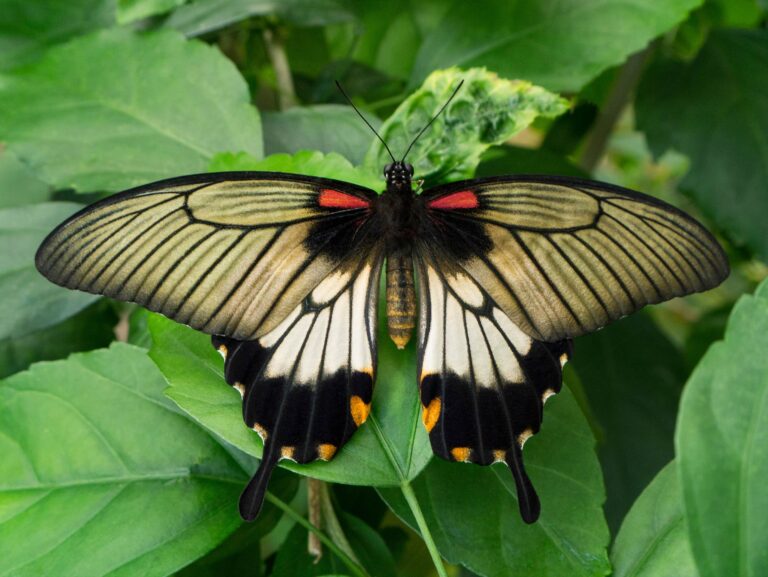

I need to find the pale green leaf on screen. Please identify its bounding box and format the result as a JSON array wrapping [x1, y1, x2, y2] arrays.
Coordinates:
[[0, 344, 248, 577], [612, 461, 698, 577], [209, 150, 382, 191], [0, 29, 262, 193], [0, 203, 97, 340], [365, 68, 568, 186], [676, 278, 768, 577]]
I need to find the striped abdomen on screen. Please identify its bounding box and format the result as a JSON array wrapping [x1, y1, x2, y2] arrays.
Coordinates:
[[386, 249, 416, 349]]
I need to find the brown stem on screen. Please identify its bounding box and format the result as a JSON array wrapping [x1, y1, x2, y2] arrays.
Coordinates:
[[579, 46, 653, 173], [263, 27, 297, 110], [307, 478, 323, 562]]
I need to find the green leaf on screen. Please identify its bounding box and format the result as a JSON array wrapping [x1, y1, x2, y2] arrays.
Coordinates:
[[675, 278, 768, 577], [263, 105, 381, 166], [475, 145, 587, 179], [0, 300, 117, 379], [364, 68, 568, 186], [379, 385, 610, 577], [165, 0, 353, 37], [0, 202, 98, 339], [636, 29, 768, 259], [149, 309, 431, 487], [118, 0, 187, 24], [0, 29, 262, 193], [176, 468, 299, 577], [341, 513, 398, 577], [271, 511, 395, 577], [410, 0, 702, 92], [611, 461, 698, 577], [570, 312, 688, 533], [0, 150, 50, 208], [0, 0, 115, 70], [209, 150, 382, 191], [339, 0, 436, 80], [0, 343, 247, 577]]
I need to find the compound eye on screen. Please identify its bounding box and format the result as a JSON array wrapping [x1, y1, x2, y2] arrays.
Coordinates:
[[406, 164, 414, 176], [383, 163, 393, 176]]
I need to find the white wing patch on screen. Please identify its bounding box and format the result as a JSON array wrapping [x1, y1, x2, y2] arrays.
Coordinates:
[[260, 257, 381, 386], [419, 260, 533, 389]]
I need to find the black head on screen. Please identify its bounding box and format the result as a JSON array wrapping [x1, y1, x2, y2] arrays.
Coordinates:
[[384, 161, 414, 189]]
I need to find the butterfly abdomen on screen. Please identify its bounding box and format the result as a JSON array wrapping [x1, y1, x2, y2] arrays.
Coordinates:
[[386, 249, 416, 349]]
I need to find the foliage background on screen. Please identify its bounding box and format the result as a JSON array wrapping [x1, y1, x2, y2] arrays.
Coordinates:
[[0, 1, 767, 576]]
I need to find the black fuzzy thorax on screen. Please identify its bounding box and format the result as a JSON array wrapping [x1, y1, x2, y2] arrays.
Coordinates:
[[373, 183, 424, 252]]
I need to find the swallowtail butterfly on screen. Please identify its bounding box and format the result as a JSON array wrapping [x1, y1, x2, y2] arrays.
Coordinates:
[[35, 83, 728, 524]]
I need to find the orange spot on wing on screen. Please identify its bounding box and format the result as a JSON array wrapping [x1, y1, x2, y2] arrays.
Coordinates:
[[318, 443, 337, 460], [350, 395, 371, 426], [422, 398, 442, 433], [428, 190, 479, 210], [319, 189, 369, 209], [451, 447, 471, 462]]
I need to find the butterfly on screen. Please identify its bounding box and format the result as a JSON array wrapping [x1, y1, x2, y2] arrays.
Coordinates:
[[34, 83, 729, 525]]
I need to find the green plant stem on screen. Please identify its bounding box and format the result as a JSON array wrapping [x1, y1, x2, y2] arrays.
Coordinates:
[[401, 481, 448, 577], [265, 491, 370, 577]]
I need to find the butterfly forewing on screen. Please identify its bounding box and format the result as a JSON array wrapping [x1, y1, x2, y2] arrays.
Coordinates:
[[35, 172, 377, 341], [422, 175, 729, 342]]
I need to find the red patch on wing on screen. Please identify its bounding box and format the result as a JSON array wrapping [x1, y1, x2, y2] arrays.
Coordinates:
[[318, 189, 370, 209], [428, 190, 479, 210]]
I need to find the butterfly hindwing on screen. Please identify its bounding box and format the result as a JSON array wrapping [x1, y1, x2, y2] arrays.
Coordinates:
[[415, 245, 572, 523], [421, 175, 729, 342], [35, 172, 376, 341], [212, 248, 383, 520]]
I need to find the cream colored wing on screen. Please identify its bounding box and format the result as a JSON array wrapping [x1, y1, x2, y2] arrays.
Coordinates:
[[36, 172, 377, 341], [421, 175, 729, 342]]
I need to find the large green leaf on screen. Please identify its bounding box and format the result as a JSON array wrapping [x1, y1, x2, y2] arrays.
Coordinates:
[[0, 0, 115, 70], [410, 0, 702, 92], [149, 305, 432, 486], [164, 0, 353, 37], [0, 202, 97, 340], [379, 385, 610, 577], [0, 150, 50, 208], [176, 468, 299, 577], [611, 461, 698, 577], [263, 105, 381, 166], [118, 0, 187, 23], [676, 278, 768, 577], [365, 68, 568, 186], [0, 300, 117, 379], [0, 29, 262, 193], [636, 29, 768, 259], [475, 145, 587, 179], [570, 312, 688, 533], [0, 343, 250, 577]]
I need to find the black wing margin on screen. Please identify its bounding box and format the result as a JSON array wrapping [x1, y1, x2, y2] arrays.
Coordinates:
[[420, 175, 729, 342]]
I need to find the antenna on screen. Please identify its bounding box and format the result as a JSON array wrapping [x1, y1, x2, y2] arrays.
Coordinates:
[[335, 80, 396, 163], [400, 79, 464, 162]]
